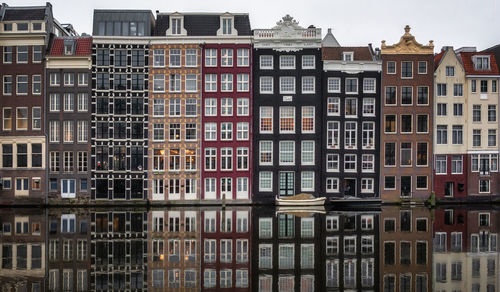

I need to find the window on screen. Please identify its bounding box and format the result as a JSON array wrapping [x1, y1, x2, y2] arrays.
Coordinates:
[[63, 151, 74, 172], [16, 107, 28, 130], [49, 121, 60, 142], [453, 103, 463, 116], [301, 141, 314, 165], [169, 123, 181, 141], [363, 98, 375, 116], [401, 86, 412, 104], [489, 129, 496, 146], [220, 148, 233, 170], [302, 76, 315, 93], [259, 76, 273, 93], [436, 125, 448, 144], [260, 107, 273, 133], [259, 172, 272, 192], [385, 86, 396, 105], [452, 155, 463, 174], [222, 17, 233, 34], [205, 49, 217, 66], [302, 55, 315, 69], [445, 65, 455, 76], [301, 106, 315, 133], [220, 122, 233, 141], [363, 78, 376, 93], [328, 78, 340, 93], [345, 98, 357, 116], [345, 121, 357, 148], [185, 74, 197, 92], [344, 154, 356, 172], [401, 61, 412, 78], [387, 61, 396, 73], [481, 80, 488, 93], [32, 75, 41, 94], [436, 155, 447, 174], [63, 121, 74, 142], [236, 48, 249, 66], [488, 105, 496, 122], [153, 124, 164, 141], [327, 97, 340, 116], [417, 86, 428, 104], [345, 78, 358, 94], [169, 49, 181, 67], [221, 48, 233, 67], [3, 46, 12, 63], [326, 178, 339, 192], [480, 180, 490, 193], [419, 176, 428, 193], [63, 93, 74, 112], [326, 154, 339, 172], [260, 55, 273, 69], [279, 141, 295, 165], [400, 142, 412, 166], [236, 122, 249, 140], [280, 76, 295, 94], [362, 154, 375, 172], [16, 75, 28, 94], [3, 75, 12, 94], [279, 107, 295, 133], [153, 74, 164, 92], [77, 151, 88, 172], [185, 123, 196, 141], [385, 115, 396, 133], [454, 83, 463, 96], [473, 129, 481, 147], [259, 141, 273, 166], [385, 143, 396, 166], [77, 93, 88, 112], [401, 115, 412, 133], [17, 46, 28, 63], [153, 49, 164, 67], [61, 179, 76, 198], [237, 74, 249, 92], [418, 61, 427, 74], [221, 98, 233, 116], [169, 74, 181, 92], [280, 55, 295, 69], [327, 121, 339, 149], [384, 176, 396, 190], [472, 104, 481, 121], [77, 121, 88, 142], [169, 98, 181, 117], [77, 73, 88, 86], [343, 51, 353, 61], [221, 74, 233, 92], [3, 108, 12, 130], [361, 178, 374, 193], [417, 115, 428, 133]]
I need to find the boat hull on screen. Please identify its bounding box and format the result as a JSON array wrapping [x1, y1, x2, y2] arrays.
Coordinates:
[[275, 197, 326, 206]]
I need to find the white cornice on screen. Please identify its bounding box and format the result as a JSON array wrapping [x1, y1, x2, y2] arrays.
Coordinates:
[[45, 56, 92, 69], [466, 75, 500, 78], [323, 60, 382, 73]]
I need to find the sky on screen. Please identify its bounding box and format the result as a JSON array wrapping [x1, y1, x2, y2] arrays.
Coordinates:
[[8, 0, 500, 51]]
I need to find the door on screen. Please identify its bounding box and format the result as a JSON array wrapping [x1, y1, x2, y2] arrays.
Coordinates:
[[279, 172, 295, 196], [401, 176, 412, 197], [344, 179, 356, 197]]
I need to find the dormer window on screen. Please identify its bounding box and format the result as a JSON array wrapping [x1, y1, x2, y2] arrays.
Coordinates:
[[171, 18, 182, 35], [343, 52, 353, 61], [474, 56, 491, 70], [32, 23, 42, 31], [17, 23, 28, 31], [222, 18, 232, 35], [63, 40, 76, 56]]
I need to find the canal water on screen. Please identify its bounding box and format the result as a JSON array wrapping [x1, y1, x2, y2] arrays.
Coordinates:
[[0, 205, 498, 291]]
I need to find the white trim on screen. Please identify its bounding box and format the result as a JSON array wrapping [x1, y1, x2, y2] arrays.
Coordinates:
[[323, 60, 382, 73]]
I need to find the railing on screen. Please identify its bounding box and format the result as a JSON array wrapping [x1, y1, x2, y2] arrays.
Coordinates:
[[254, 28, 321, 39]]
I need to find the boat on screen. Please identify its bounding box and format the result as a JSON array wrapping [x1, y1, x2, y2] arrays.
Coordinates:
[[275, 193, 326, 206]]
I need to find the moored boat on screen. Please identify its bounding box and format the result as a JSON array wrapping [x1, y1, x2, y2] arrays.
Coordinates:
[[275, 193, 326, 206]]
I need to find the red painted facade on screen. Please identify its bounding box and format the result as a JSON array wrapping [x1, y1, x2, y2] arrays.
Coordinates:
[[433, 208, 468, 251], [433, 154, 468, 199], [201, 44, 253, 201]]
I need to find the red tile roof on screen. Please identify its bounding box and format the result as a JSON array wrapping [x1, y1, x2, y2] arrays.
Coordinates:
[[459, 51, 500, 75], [433, 50, 445, 71], [49, 37, 92, 56], [322, 46, 374, 61]]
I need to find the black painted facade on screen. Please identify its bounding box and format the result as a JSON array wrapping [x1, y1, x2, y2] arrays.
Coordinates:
[[321, 69, 381, 200], [252, 48, 323, 203]]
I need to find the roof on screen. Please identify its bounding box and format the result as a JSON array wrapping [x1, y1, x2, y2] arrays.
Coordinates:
[[434, 50, 446, 71], [459, 51, 500, 75], [322, 47, 374, 61], [322, 28, 340, 47], [483, 44, 500, 68], [49, 37, 92, 56], [154, 13, 251, 36], [2, 7, 47, 21]]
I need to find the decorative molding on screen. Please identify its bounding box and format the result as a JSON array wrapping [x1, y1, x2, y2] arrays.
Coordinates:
[[381, 25, 433, 55], [254, 15, 321, 50], [323, 60, 382, 73]]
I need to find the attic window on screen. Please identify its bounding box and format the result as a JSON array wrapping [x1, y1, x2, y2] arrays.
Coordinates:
[[32, 23, 42, 31], [171, 18, 182, 35], [17, 23, 28, 31], [474, 56, 491, 70], [343, 52, 353, 61], [64, 41, 75, 56], [222, 18, 232, 35], [3, 23, 12, 31]]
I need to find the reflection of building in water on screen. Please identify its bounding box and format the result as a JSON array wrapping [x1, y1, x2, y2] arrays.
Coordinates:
[[380, 206, 432, 291], [47, 209, 91, 291], [148, 209, 201, 290], [434, 208, 499, 292], [201, 208, 251, 290], [90, 210, 148, 290], [0, 209, 46, 291], [322, 211, 380, 290], [251, 207, 322, 292]]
